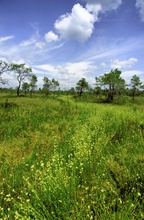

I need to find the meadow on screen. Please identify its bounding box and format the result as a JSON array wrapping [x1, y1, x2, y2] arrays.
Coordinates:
[[0, 94, 144, 219]]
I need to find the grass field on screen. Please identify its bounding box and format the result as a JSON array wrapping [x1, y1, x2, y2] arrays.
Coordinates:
[[0, 94, 144, 219]]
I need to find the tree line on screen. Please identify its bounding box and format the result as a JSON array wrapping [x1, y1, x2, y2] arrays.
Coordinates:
[[74, 69, 144, 102], [0, 60, 144, 102], [0, 60, 59, 97]]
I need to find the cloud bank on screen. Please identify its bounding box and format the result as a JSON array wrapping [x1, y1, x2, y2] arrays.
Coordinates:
[[110, 58, 138, 69]]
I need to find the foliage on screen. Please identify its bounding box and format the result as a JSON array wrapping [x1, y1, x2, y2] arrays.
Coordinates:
[[29, 74, 38, 97], [0, 95, 144, 219], [95, 69, 125, 102], [0, 59, 143, 103], [22, 82, 30, 96], [42, 76, 52, 95], [0, 99, 18, 108], [130, 75, 142, 101], [42, 77, 60, 96], [76, 78, 89, 96], [10, 63, 32, 97], [51, 78, 59, 91], [0, 60, 10, 84]]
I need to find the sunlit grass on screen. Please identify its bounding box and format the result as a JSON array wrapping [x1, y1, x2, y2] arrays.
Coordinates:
[[0, 94, 144, 219]]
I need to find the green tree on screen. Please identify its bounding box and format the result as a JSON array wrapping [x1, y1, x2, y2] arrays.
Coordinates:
[[51, 78, 59, 91], [11, 63, 32, 96], [22, 82, 30, 96], [43, 76, 52, 95], [76, 78, 89, 96], [95, 76, 105, 101], [69, 87, 75, 95], [95, 69, 125, 102], [0, 60, 10, 84], [50, 78, 60, 97], [130, 75, 142, 101], [29, 74, 38, 97]]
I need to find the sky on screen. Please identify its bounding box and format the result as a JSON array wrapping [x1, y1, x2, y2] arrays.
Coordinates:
[[0, 0, 144, 89]]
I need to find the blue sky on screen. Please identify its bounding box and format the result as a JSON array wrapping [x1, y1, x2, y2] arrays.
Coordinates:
[[0, 0, 144, 89]]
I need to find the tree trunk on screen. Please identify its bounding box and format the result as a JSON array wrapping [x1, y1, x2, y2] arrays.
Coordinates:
[[79, 88, 83, 96], [107, 91, 114, 102], [132, 90, 135, 101], [17, 86, 20, 97]]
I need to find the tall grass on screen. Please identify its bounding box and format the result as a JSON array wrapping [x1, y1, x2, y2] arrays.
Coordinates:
[[0, 95, 144, 219]]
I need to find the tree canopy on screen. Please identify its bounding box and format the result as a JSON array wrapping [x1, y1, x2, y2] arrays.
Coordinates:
[[130, 75, 142, 100], [95, 69, 125, 102], [0, 60, 10, 84], [76, 78, 89, 96], [11, 63, 32, 96]]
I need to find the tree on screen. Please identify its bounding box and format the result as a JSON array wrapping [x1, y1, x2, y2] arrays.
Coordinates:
[[69, 87, 75, 95], [95, 69, 125, 102], [42, 76, 52, 95], [76, 78, 89, 96], [29, 74, 38, 97], [11, 63, 32, 96], [95, 76, 105, 101], [130, 75, 142, 101], [0, 60, 10, 84], [50, 78, 60, 97], [22, 82, 30, 96], [51, 78, 59, 91]]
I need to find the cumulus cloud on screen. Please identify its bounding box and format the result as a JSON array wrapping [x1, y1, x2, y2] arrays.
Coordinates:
[[54, 3, 99, 42], [86, 3, 101, 17], [110, 58, 138, 69], [34, 61, 97, 89], [45, 31, 59, 43], [65, 61, 96, 76], [136, 0, 144, 21], [85, 0, 122, 12], [121, 70, 143, 80], [35, 62, 93, 78], [52, 1, 122, 42], [0, 36, 14, 44]]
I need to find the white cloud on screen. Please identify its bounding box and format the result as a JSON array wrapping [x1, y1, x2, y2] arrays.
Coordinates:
[[86, 3, 101, 17], [45, 31, 59, 43], [34, 61, 97, 89], [20, 29, 40, 47], [35, 42, 46, 49], [136, 0, 144, 21], [35, 62, 93, 78], [20, 37, 37, 47], [110, 58, 138, 69], [79, 37, 144, 63], [54, 3, 98, 42], [65, 61, 95, 76], [121, 70, 143, 81], [100, 62, 106, 68], [48, 1, 122, 43], [0, 36, 14, 44], [85, 0, 122, 12], [35, 64, 58, 74]]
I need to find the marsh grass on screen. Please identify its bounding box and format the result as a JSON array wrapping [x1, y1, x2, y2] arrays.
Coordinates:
[[0, 95, 144, 219]]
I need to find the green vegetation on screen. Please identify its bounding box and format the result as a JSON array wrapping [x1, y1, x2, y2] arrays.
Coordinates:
[[0, 94, 144, 219]]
